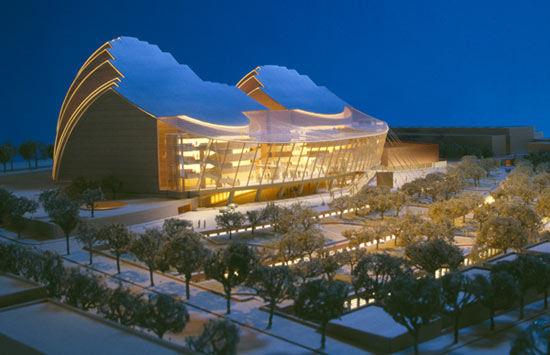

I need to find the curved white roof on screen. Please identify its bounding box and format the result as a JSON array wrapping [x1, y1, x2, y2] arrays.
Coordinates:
[[253, 65, 349, 114], [108, 37, 264, 126], [104, 37, 387, 142]]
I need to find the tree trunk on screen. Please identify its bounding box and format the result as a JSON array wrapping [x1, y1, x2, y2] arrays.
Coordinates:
[[321, 321, 327, 349], [89, 246, 93, 265], [91, 204, 95, 218], [545, 288, 548, 310], [453, 312, 460, 344], [27, 160, 31, 169], [2, 163, 5, 172], [185, 276, 191, 300], [519, 295, 524, 319], [413, 329, 419, 355], [65, 234, 70, 255], [226, 289, 231, 314], [10, 160, 13, 170], [268, 302, 275, 329], [34, 157, 38, 169], [490, 308, 495, 330], [149, 267, 155, 287], [116, 254, 121, 274], [380, 211, 384, 220]]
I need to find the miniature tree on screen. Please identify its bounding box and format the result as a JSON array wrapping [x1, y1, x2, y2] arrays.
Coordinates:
[[100, 223, 132, 274], [101, 174, 123, 200], [245, 209, 265, 235], [246, 265, 295, 328], [329, 196, 353, 218], [100, 286, 143, 326], [383, 275, 441, 355], [261, 201, 280, 224], [0, 142, 16, 172], [294, 279, 349, 349], [64, 176, 99, 201], [359, 224, 390, 250], [338, 248, 366, 275], [318, 251, 341, 281], [492, 255, 542, 319], [533, 172, 550, 193], [441, 272, 476, 344], [477, 215, 527, 254], [405, 238, 463, 277], [185, 319, 240, 355], [289, 202, 318, 231], [81, 187, 105, 218], [350, 193, 367, 216], [130, 228, 166, 287], [139, 293, 189, 339], [400, 180, 422, 200], [473, 202, 494, 229], [18, 140, 36, 169], [536, 255, 550, 310], [215, 210, 245, 239], [389, 190, 408, 217], [7, 196, 38, 238], [204, 243, 257, 314], [64, 269, 108, 311], [393, 213, 425, 247], [510, 316, 550, 355], [162, 218, 193, 238], [427, 201, 456, 225], [37, 250, 67, 298], [75, 220, 102, 265], [291, 259, 322, 285], [276, 229, 303, 264], [40, 190, 81, 255], [536, 188, 550, 218], [296, 228, 325, 259], [471, 271, 518, 330], [457, 192, 484, 223], [497, 202, 541, 240], [369, 187, 392, 220], [160, 230, 209, 299], [352, 253, 412, 301]]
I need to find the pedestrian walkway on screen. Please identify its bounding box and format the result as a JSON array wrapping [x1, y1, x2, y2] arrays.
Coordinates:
[[0, 229, 369, 354]]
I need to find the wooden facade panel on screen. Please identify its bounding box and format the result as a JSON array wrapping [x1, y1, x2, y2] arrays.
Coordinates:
[[58, 90, 160, 193]]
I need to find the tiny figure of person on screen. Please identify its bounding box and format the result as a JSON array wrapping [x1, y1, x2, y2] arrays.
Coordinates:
[[203, 220, 206, 228], [198, 220, 201, 228]]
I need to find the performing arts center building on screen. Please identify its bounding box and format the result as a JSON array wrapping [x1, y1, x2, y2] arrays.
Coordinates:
[[53, 37, 388, 207]]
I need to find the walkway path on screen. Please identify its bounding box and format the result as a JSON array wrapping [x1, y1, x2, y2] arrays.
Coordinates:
[[0, 228, 369, 355]]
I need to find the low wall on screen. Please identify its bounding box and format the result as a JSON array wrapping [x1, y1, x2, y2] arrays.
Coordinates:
[[0, 273, 48, 308], [89, 200, 188, 227]]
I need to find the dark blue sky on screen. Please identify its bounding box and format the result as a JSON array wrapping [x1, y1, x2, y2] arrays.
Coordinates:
[[2, 0, 550, 145]]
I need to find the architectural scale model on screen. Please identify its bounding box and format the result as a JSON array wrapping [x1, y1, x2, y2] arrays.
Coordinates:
[[53, 37, 388, 206]]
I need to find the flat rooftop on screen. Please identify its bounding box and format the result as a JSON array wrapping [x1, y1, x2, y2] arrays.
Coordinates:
[[329, 305, 407, 338], [0, 273, 40, 298], [0, 300, 183, 354], [485, 252, 519, 264], [460, 267, 490, 279], [524, 240, 550, 254]]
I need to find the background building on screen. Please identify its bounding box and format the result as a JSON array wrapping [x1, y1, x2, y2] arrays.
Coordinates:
[[53, 37, 388, 206], [391, 126, 536, 157]]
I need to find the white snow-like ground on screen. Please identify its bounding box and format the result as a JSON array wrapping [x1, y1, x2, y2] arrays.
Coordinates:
[[0, 228, 371, 354]]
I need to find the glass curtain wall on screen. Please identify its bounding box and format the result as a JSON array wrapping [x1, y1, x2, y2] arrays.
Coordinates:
[[160, 133, 386, 194]]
